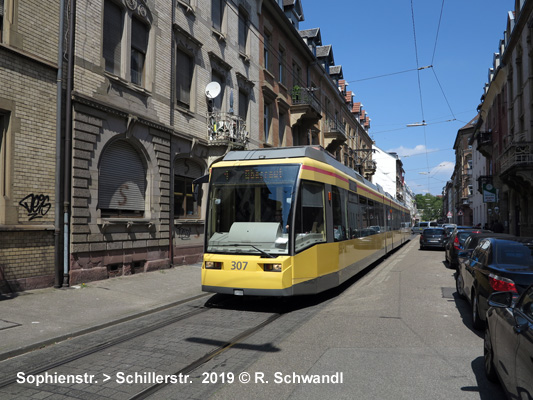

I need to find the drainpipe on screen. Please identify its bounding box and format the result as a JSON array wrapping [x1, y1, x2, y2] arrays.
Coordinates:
[[169, 0, 177, 266], [62, 0, 76, 287], [54, 0, 67, 288]]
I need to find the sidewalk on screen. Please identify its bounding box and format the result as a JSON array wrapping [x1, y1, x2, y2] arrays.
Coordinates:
[[0, 263, 203, 361]]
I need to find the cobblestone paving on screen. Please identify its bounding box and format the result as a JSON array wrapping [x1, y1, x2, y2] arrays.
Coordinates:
[[0, 291, 339, 399]]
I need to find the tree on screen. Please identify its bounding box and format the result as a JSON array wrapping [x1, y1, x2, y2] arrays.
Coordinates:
[[415, 194, 443, 221]]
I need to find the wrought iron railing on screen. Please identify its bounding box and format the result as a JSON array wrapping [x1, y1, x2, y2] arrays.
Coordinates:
[[323, 118, 346, 137], [500, 141, 533, 174], [207, 112, 248, 145]]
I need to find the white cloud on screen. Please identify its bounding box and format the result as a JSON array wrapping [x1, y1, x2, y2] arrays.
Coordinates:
[[430, 161, 454, 175], [386, 144, 438, 158]]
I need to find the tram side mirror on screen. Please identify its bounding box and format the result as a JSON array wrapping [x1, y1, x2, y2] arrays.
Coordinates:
[[192, 174, 209, 203]]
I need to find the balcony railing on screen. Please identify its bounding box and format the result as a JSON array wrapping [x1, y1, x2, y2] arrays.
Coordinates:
[[500, 141, 533, 174], [291, 87, 321, 113], [323, 118, 346, 137], [207, 112, 248, 147]]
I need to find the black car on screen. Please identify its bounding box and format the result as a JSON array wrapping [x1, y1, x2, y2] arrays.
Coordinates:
[[456, 237, 533, 330], [484, 286, 533, 398], [444, 227, 488, 268], [456, 233, 515, 267], [419, 227, 447, 250]]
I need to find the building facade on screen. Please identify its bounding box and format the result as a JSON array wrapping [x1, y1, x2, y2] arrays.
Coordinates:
[[0, 0, 61, 291], [1, 0, 388, 292]]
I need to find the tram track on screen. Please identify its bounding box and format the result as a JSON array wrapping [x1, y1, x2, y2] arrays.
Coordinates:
[[0, 305, 210, 389], [128, 312, 282, 400], [0, 293, 285, 399]]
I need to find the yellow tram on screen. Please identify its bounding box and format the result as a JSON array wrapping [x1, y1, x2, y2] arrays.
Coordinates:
[[201, 146, 410, 296]]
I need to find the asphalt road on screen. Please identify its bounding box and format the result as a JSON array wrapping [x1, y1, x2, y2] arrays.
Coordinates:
[[189, 239, 507, 400]]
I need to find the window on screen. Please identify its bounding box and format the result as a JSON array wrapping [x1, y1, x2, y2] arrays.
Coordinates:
[[99, 140, 146, 217], [238, 90, 248, 122], [264, 102, 271, 143], [131, 17, 148, 86], [279, 111, 286, 146], [279, 47, 285, 84], [176, 48, 193, 108], [294, 181, 326, 252], [174, 159, 203, 219], [238, 8, 248, 54], [332, 187, 347, 241], [103, 1, 123, 75], [212, 0, 224, 32], [211, 70, 225, 111], [0, 114, 5, 199], [102, 0, 152, 87], [0, 0, 4, 42], [292, 61, 302, 86], [264, 31, 271, 71]]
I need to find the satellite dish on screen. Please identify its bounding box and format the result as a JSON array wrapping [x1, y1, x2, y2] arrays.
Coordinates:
[[205, 82, 221, 99]]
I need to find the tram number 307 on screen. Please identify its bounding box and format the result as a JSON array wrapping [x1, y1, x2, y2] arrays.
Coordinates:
[[231, 261, 248, 270]]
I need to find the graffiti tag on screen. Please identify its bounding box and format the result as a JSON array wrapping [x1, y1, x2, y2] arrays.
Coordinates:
[[19, 194, 51, 221], [176, 226, 191, 240]]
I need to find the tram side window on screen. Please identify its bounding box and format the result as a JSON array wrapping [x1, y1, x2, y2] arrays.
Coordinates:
[[332, 186, 348, 241], [348, 192, 360, 238], [294, 181, 326, 252]]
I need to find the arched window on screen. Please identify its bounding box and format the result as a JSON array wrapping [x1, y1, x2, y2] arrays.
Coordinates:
[[174, 159, 203, 219], [99, 140, 146, 217]]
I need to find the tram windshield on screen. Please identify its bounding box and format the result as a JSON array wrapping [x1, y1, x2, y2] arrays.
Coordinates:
[[206, 164, 300, 256]]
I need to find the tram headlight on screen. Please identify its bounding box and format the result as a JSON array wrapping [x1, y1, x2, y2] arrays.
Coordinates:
[[264, 263, 282, 272], [205, 261, 222, 269]]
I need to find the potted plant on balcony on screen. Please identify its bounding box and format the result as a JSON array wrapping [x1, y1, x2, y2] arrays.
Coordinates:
[[291, 85, 301, 102]]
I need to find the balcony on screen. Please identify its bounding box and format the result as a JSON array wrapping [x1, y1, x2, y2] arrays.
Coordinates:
[[500, 141, 533, 175], [290, 86, 322, 126], [323, 118, 347, 153], [476, 130, 493, 158], [207, 112, 248, 149], [363, 160, 376, 175]]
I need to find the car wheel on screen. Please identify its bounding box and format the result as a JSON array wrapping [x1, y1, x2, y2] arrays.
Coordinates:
[[455, 272, 466, 299], [472, 292, 484, 331], [484, 329, 498, 382]]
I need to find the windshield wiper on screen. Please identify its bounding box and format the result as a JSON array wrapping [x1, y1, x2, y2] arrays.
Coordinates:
[[229, 244, 276, 258], [209, 243, 276, 258]]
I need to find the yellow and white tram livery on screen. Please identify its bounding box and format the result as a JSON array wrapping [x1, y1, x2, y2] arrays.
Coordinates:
[[202, 146, 410, 296]]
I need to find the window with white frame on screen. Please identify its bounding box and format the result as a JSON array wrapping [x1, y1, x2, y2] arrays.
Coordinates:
[[102, 0, 152, 88]]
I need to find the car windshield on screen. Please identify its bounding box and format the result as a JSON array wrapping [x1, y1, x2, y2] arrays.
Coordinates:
[[496, 242, 533, 266], [206, 164, 300, 256]]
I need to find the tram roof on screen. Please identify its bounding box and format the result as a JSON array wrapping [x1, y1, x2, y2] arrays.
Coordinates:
[[223, 146, 403, 207]]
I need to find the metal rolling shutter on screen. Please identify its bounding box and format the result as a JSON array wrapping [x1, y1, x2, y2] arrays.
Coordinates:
[[99, 141, 146, 211]]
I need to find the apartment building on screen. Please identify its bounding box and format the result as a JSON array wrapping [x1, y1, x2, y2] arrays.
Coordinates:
[[0, 0, 62, 291], [1, 0, 382, 291]]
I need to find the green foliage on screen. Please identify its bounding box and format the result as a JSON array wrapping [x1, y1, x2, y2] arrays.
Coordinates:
[[415, 193, 443, 221]]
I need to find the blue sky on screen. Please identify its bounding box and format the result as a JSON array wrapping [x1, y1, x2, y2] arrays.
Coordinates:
[[300, 0, 514, 196]]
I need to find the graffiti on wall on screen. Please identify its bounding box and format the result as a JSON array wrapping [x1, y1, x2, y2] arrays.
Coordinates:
[[19, 194, 51, 221]]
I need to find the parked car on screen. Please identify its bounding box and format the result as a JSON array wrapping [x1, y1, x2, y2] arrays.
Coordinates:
[[456, 237, 533, 330], [484, 286, 533, 398], [442, 224, 457, 237], [411, 221, 437, 234], [456, 233, 515, 266], [444, 227, 486, 268], [419, 227, 447, 250]]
